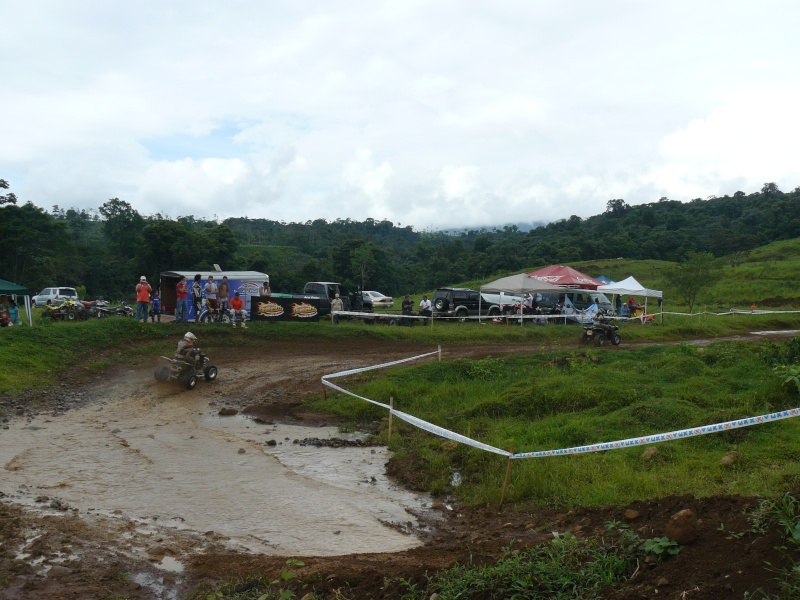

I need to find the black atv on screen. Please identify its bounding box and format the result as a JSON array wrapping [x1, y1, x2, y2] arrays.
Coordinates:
[[580, 319, 621, 347], [154, 351, 218, 390]]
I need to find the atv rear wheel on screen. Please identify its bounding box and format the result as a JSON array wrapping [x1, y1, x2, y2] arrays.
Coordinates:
[[182, 374, 198, 390], [154, 365, 171, 382], [204, 365, 218, 381]]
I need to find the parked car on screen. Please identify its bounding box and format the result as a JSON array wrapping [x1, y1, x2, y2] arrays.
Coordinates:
[[361, 291, 393, 310], [431, 287, 503, 321], [32, 287, 79, 306]]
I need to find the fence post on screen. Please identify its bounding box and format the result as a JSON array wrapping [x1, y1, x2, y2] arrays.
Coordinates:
[[388, 396, 394, 445], [322, 383, 327, 400], [438, 345, 441, 361], [499, 448, 514, 507]]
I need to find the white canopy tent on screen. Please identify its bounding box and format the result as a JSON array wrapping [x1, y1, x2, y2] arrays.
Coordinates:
[[597, 276, 662, 320], [480, 274, 565, 323]]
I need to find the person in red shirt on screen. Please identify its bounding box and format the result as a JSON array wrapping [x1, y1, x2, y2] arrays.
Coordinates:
[[135, 276, 152, 323], [175, 275, 189, 323], [229, 291, 247, 328]]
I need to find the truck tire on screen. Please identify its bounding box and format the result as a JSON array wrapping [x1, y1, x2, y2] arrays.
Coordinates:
[[456, 309, 469, 323]]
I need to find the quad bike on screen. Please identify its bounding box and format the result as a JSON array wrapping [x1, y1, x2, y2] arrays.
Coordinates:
[[41, 299, 89, 321], [580, 319, 621, 347], [154, 350, 218, 390]]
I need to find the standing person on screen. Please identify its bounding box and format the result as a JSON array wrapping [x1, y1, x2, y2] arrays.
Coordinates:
[[419, 295, 432, 325], [150, 290, 161, 323], [204, 276, 218, 317], [229, 291, 247, 328], [217, 276, 231, 316], [259, 280, 271, 297], [402, 295, 413, 326], [135, 276, 152, 323], [330, 293, 344, 325], [175, 275, 189, 323], [7, 299, 20, 326], [615, 294, 622, 316], [191, 274, 203, 323]]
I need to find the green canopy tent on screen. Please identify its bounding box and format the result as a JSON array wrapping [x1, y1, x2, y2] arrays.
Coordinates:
[[0, 279, 32, 326]]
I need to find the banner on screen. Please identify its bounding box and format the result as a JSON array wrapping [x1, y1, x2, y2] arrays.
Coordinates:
[[250, 296, 321, 322]]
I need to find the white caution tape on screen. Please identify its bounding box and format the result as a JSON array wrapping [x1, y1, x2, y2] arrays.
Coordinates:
[[512, 407, 800, 459], [321, 352, 800, 462]]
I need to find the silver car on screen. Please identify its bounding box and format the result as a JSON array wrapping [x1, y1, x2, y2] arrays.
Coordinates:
[[32, 287, 79, 306], [362, 291, 394, 310]]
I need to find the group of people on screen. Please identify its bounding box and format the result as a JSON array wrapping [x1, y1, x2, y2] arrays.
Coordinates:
[[400, 294, 431, 326], [0, 296, 21, 327], [136, 274, 253, 328]]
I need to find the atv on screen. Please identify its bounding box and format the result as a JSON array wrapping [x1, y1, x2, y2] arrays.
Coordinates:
[[154, 351, 218, 390], [580, 319, 621, 347]]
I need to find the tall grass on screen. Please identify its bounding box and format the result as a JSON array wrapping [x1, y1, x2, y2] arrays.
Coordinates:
[[313, 337, 800, 506]]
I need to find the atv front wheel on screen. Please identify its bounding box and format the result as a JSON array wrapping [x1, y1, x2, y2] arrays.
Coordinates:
[[612, 334, 621, 346], [204, 365, 218, 381], [594, 333, 607, 347]]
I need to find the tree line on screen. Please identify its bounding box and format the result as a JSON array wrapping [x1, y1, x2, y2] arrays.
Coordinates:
[[1, 179, 798, 301]]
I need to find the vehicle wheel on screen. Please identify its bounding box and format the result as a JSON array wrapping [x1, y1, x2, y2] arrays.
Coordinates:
[[595, 333, 607, 347], [434, 298, 447, 311], [612, 334, 621, 346], [580, 333, 591, 344], [220, 314, 231, 324], [46, 300, 52, 306], [154, 365, 171, 382], [456, 309, 469, 323], [387, 318, 397, 326], [182, 374, 198, 390], [67, 310, 77, 321], [204, 365, 218, 381], [488, 307, 500, 317], [200, 313, 212, 324]]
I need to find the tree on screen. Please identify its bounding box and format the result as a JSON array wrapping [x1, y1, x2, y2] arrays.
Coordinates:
[[666, 252, 722, 313], [0, 179, 17, 205], [99, 198, 144, 260], [605, 198, 630, 216], [761, 182, 781, 197]]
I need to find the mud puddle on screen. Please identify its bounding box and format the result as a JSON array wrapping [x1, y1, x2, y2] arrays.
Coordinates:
[[0, 383, 431, 557]]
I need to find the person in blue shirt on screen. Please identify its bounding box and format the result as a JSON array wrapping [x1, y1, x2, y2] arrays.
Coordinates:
[[150, 290, 161, 323]]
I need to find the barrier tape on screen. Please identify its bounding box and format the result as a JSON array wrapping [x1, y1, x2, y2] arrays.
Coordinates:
[[321, 351, 800, 461]]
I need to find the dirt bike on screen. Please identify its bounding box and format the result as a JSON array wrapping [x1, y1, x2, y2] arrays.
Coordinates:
[[111, 302, 134, 317], [198, 299, 231, 324], [154, 350, 218, 390], [580, 319, 621, 346], [81, 299, 116, 318], [41, 299, 89, 321]]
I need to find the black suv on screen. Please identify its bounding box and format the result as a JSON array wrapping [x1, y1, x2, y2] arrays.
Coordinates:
[[432, 288, 501, 321]]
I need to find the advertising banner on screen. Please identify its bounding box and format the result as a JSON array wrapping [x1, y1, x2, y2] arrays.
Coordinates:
[[250, 296, 321, 322]]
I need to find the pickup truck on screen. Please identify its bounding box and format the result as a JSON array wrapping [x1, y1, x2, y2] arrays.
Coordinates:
[[300, 282, 361, 316]]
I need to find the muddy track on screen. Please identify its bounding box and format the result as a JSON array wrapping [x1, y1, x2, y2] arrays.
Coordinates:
[[1, 333, 798, 599]]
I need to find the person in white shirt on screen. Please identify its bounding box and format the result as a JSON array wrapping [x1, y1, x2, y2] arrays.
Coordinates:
[[419, 295, 432, 325]]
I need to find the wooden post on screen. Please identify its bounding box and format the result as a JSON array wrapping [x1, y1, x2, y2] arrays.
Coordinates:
[[388, 397, 394, 445], [438, 345, 442, 361], [499, 448, 514, 507]]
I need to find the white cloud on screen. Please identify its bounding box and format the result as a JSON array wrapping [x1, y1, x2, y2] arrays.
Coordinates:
[[2, 1, 799, 228]]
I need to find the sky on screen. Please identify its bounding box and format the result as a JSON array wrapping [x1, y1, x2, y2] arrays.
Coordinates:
[[2, 1, 799, 231]]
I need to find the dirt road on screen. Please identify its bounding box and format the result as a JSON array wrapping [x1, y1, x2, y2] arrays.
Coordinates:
[[1, 336, 796, 598]]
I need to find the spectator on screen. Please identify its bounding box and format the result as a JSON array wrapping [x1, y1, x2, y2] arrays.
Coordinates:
[[191, 274, 203, 323], [204, 276, 218, 316], [150, 290, 161, 323], [8, 299, 20, 326], [218, 276, 231, 316], [229, 291, 247, 328], [615, 295, 622, 315], [331, 293, 344, 325], [419, 294, 432, 325], [135, 276, 152, 323], [259, 281, 271, 297], [175, 275, 189, 323], [402, 295, 413, 326]]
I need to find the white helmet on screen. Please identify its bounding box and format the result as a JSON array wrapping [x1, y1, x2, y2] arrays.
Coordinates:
[[184, 332, 197, 341]]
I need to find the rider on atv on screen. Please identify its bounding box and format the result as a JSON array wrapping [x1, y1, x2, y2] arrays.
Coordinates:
[[175, 331, 201, 364]]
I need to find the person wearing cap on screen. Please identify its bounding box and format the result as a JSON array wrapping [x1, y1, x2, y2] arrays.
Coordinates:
[[135, 276, 152, 323], [330, 293, 344, 325], [229, 291, 247, 328]]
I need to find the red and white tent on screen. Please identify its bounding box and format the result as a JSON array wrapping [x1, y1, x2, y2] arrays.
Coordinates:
[[527, 265, 604, 290]]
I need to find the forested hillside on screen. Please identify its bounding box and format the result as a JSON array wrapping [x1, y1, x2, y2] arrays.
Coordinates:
[[1, 179, 798, 300]]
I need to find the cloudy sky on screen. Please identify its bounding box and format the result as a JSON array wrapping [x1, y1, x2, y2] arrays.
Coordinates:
[[2, 1, 799, 230]]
